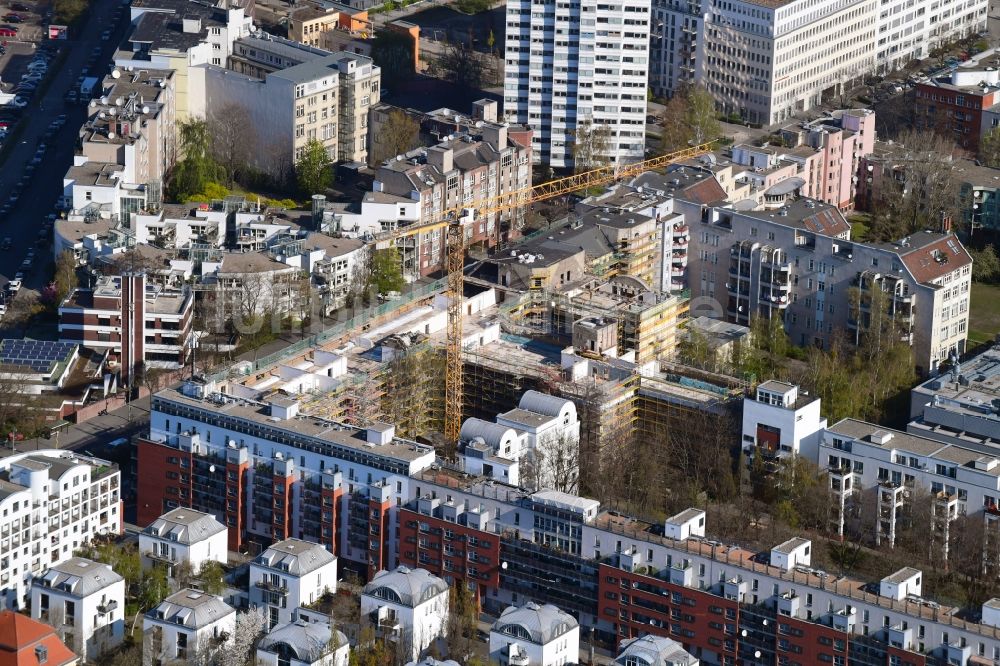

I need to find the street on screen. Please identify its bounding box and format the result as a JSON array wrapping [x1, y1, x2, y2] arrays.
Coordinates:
[[0, 0, 128, 305]]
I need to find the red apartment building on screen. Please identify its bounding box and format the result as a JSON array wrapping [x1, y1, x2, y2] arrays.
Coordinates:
[[58, 273, 193, 385], [914, 68, 1000, 153]]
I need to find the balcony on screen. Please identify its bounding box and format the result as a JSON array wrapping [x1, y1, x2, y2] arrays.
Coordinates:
[[254, 580, 289, 594], [146, 550, 177, 565]]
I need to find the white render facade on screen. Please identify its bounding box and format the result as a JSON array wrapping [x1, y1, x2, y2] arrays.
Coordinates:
[[741, 380, 827, 462], [139, 507, 227, 573], [489, 602, 580, 666], [360, 567, 450, 663], [652, 0, 877, 126], [30, 557, 126, 660], [143, 589, 237, 666], [875, 0, 986, 73], [503, 0, 649, 167], [249, 538, 337, 629], [0, 451, 121, 610]]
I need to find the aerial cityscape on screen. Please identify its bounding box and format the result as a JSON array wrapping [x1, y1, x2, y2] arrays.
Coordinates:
[[0, 0, 997, 662]]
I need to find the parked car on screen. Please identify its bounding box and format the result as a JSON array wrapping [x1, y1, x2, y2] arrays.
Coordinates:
[[10, 3, 30, 11], [1, 238, 12, 251]]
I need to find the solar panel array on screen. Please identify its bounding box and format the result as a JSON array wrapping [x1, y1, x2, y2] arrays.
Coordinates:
[[0, 340, 77, 373]]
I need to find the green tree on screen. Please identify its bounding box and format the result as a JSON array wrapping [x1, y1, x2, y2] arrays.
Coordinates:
[[686, 84, 721, 145], [571, 119, 613, 171], [295, 139, 333, 196], [199, 561, 226, 595], [53, 250, 79, 304], [140, 564, 170, 610], [370, 109, 421, 166], [169, 118, 222, 201], [982, 127, 1000, 168], [370, 31, 415, 87], [971, 244, 1000, 282], [369, 248, 404, 295]]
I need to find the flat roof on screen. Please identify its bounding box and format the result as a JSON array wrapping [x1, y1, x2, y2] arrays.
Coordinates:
[[773, 536, 810, 554]]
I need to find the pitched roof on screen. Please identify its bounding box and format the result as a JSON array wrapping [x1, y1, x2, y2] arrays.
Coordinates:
[[362, 567, 448, 607], [147, 590, 235, 629], [143, 508, 226, 544], [898, 233, 972, 284], [40, 558, 123, 597], [255, 539, 335, 576], [492, 602, 578, 645], [0, 611, 77, 666]]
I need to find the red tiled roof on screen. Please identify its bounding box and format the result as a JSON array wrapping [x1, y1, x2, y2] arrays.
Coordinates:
[[0, 612, 77, 666], [900, 234, 972, 284], [680, 177, 727, 205], [801, 208, 851, 237]]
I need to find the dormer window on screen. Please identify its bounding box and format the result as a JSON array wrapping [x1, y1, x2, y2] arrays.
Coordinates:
[[34, 645, 47, 664]]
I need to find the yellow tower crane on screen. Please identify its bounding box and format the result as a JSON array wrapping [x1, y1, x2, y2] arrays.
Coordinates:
[[377, 141, 716, 443]]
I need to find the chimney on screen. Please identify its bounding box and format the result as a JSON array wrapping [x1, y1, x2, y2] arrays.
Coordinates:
[[481, 122, 508, 149], [426, 146, 453, 173]]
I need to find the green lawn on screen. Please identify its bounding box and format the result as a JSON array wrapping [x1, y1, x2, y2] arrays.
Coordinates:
[[968, 282, 1000, 351]]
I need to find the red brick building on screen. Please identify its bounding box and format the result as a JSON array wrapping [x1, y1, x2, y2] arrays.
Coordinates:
[[396, 497, 503, 602], [914, 68, 1000, 153]]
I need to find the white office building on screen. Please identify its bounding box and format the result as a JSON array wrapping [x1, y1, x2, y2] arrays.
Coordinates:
[[31, 557, 126, 660], [360, 566, 449, 663], [0, 451, 121, 609], [139, 507, 228, 573], [502, 0, 650, 167], [143, 590, 237, 665], [250, 539, 338, 629], [489, 602, 580, 666], [874, 0, 986, 73]]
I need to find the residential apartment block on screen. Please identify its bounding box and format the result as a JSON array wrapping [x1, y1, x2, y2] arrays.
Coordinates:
[[334, 121, 531, 279], [686, 198, 972, 374], [206, 49, 379, 174], [31, 558, 126, 660], [138, 508, 228, 573], [250, 539, 337, 629], [488, 602, 579, 666], [360, 567, 449, 663], [58, 274, 194, 384], [143, 590, 236, 664], [0, 451, 121, 610], [502, 0, 649, 166], [135, 371, 1000, 663]]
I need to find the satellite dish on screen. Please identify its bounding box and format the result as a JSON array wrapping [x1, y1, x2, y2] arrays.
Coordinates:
[[209, 464, 216, 473], [98, 112, 106, 119], [100, 96, 108, 105], [159, 80, 166, 88], [141, 105, 150, 114], [108, 107, 116, 116], [111, 69, 121, 79], [115, 97, 124, 106], [108, 132, 116, 139]]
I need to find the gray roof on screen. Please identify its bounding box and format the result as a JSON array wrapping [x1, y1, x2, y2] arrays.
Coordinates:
[[459, 417, 514, 448], [616, 635, 698, 666], [39, 557, 123, 597], [773, 537, 811, 555], [258, 620, 347, 662], [362, 566, 448, 608], [405, 660, 461, 666], [147, 589, 235, 628], [492, 602, 577, 645], [518, 390, 571, 418], [144, 508, 226, 544], [255, 539, 335, 576], [270, 51, 375, 84]]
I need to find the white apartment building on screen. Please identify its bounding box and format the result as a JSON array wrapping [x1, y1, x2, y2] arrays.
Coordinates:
[[489, 602, 580, 666], [133, 204, 228, 249], [360, 566, 449, 663], [250, 538, 337, 629], [875, 0, 986, 73], [257, 618, 350, 666], [31, 558, 126, 660], [822, 418, 1000, 550], [651, 0, 876, 126], [503, 0, 649, 167], [204, 51, 379, 176], [139, 507, 227, 573], [144, 590, 237, 665], [0, 451, 121, 609], [741, 380, 827, 462], [459, 390, 581, 493]]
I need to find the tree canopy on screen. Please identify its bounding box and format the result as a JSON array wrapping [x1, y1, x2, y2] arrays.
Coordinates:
[[295, 139, 333, 196]]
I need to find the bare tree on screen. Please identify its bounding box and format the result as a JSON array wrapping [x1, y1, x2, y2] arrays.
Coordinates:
[[571, 120, 613, 171], [370, 109, 421, 167], [208, 103, 258, 187]]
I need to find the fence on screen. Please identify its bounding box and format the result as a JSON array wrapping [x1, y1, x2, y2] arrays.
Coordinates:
[[205, 278, 448, 381]]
